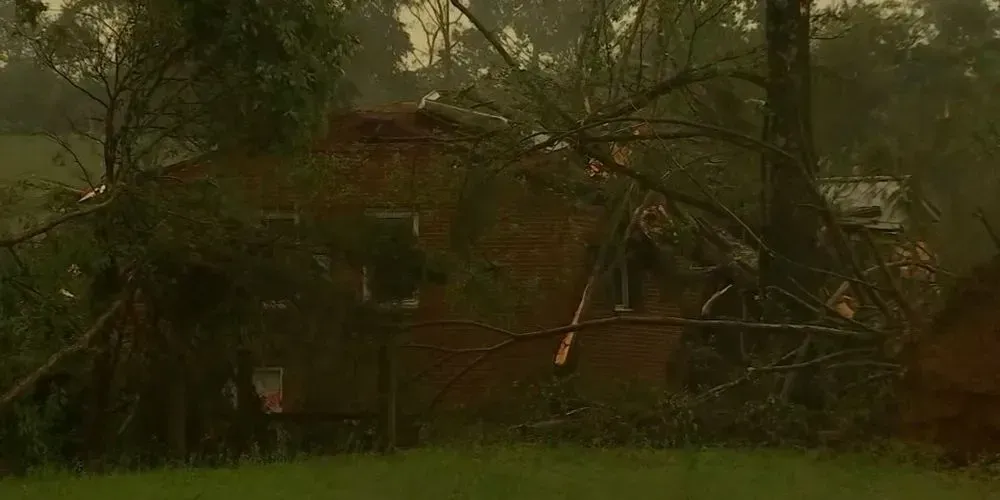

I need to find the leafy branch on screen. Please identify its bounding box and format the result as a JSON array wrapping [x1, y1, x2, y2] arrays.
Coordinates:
[[0, 297, 125, 411], [0, 194, 116, 248]]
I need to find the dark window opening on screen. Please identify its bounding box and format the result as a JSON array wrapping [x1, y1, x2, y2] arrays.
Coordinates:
[[363, 211, 420, 308], [260, 211, 300, 256], [611, 257, 643, 312], [260, 211, 300, 311], [585, 243, 645, 313]]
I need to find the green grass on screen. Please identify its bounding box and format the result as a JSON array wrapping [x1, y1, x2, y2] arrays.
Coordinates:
[[1, 446, 997, 500], [0, 133, 103, 232]]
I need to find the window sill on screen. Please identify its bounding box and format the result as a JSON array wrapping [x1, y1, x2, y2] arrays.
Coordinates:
[[612, 305, 634, 313], [262, 300, 292, 310], [372, 299, 420, 311]]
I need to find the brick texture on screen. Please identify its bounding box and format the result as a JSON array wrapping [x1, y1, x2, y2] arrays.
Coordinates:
[[173, 104, 695, 412]]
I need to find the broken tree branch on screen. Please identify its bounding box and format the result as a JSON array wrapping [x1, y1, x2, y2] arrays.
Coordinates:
[[406, 313, 869, 410], [750, 347, 878, 373], [778, 280, 850, 402], [0, 298, 125, 411], [449, 0, 757, 222], [554, 181, 639, 368], [0, 193, 116, 248], [975, 207, 1000, 251], [404, 314, 869, 355], [593, 64, 765, 121], [692, 344, 802, 404], [860, 229, 916, 322]]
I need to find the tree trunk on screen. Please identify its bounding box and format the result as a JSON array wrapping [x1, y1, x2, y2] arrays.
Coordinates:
[[439, 0, 453, 86], [165, 364, 188, 462], [377, 329, 398, 454], [761, 0, 824, 404], [233, 348, 262, 456], [84, 324, 121, 471], [761, 0, 821, 302]]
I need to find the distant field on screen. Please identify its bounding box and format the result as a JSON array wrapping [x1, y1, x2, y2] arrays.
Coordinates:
[[0, 133, 102, 232], [0, 446, 996, 500], [0, 133, 102, 185]]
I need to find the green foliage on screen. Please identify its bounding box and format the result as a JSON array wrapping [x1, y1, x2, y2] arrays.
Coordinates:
[[2, 0, 997, 472], [0, 200, 99, 468], [809, 0, 1000, 269], [9, 0, 43, 28], [340, 0, 416, 105], [0, 391, 75, 472], [439, 372, 896, 453], [0, 218, 98, 348], [164, 0, 357, 151], [11, 0, 356, 170], [0, 0, 419, 472]]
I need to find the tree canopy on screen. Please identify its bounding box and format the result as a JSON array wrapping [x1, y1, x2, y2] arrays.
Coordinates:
[[2, 0, 999, 471]]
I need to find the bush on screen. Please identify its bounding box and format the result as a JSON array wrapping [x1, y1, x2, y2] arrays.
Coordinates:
[[0, 394, 75, 474], [422, 374, 889, 451]]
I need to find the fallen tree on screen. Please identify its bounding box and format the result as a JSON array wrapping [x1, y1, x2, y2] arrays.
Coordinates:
[[373, 0, 941, 451]]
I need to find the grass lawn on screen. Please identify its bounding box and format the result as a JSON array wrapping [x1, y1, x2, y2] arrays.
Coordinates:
[[1, 446, 996, 500], [0, 133, 103, 232], [0, 133, 102, 184]]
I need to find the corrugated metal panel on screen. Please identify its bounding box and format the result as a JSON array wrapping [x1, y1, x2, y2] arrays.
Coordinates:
[[819, 176, 910, 232]]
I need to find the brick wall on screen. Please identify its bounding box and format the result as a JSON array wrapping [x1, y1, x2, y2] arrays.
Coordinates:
[[185, 106, 696, 412]]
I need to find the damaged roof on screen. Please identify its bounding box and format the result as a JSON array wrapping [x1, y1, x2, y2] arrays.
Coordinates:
[[819, 175, 941, 232]]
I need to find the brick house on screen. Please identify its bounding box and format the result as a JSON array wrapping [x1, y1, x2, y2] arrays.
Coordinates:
[[158, 100, 695, 414]]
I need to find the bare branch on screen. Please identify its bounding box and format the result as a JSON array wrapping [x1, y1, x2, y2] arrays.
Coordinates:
[[555, 182, 643, 368], [749, 347, 878, 373], [31, 42, 109, 109], [672, 163, 888, 293], [405, 311, 872, 410], [43, 130, 98, 188], [448, 0, 517, 68], [450, 0, 776, 224], [860, 229, 916, 322], [684, 0, 733, 69], [692, 344, 803, 404], [594, 62, 767, 121], [975, 207, 1000, 251], [611, 0, 651, 97], [582, 117, 796, 161], [0, 194, 115, 248], [404, 314, 869, 356]]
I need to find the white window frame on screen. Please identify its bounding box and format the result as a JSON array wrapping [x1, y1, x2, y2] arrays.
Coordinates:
[[612, 259, 633, 312], [252, 366, 284, 414], [261, 210, 300, 227], [362, 210, 420, 309]]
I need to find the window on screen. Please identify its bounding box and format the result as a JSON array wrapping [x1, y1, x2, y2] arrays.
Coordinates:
[[260, 211, 299, 310], [261, 210, 300, 238], [252, 367, 284, 414], [611, 259, 633, 312], [609, 246, 644, 312], [261, 210, 300, 259], [362, 211, 420, 308]]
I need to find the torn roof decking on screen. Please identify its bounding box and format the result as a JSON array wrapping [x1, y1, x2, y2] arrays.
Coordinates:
[[819, 175, 941, 233]]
